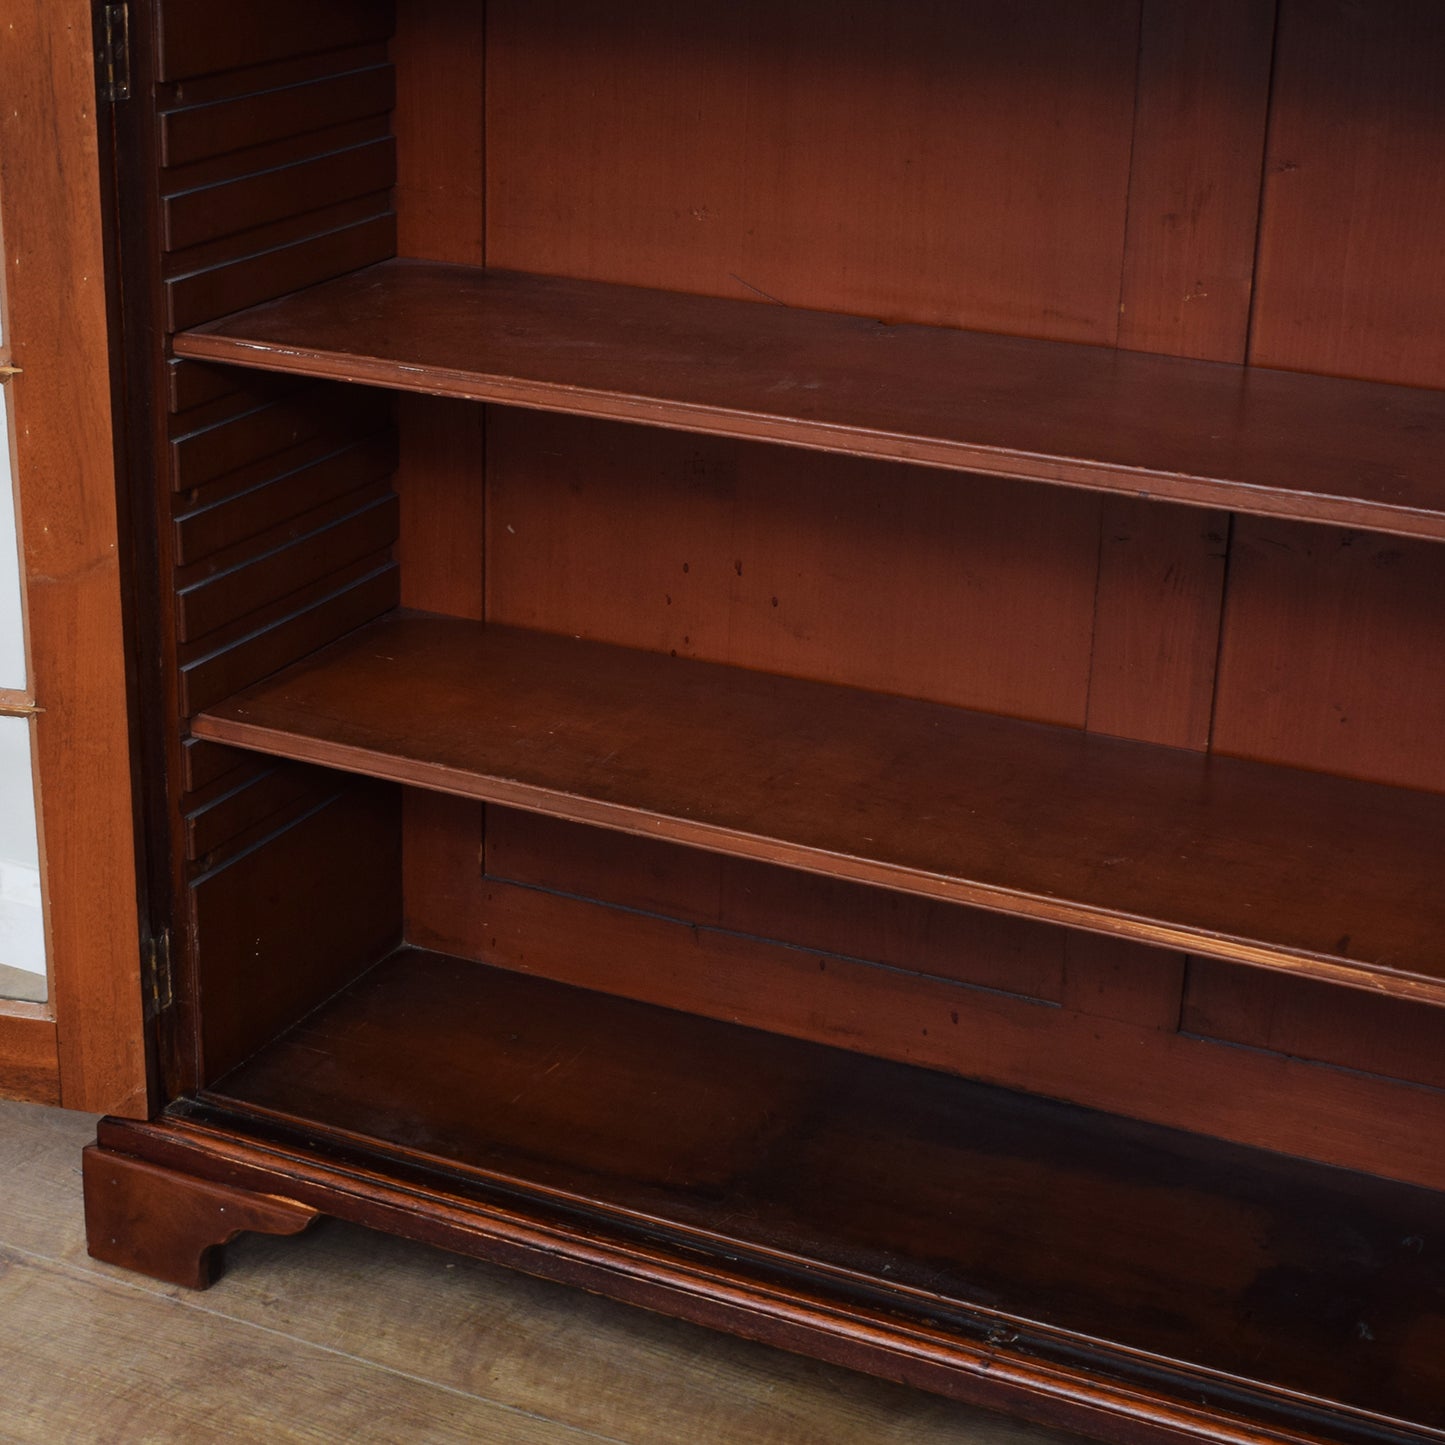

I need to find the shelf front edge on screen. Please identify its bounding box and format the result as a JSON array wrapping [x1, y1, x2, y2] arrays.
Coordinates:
[[170, 328, 1445, 545], [172, 262, 1445, 545], [188, 617, 1445, 1010]]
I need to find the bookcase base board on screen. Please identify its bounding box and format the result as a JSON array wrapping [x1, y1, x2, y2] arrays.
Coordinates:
[[85, 951, 1445, 1445]]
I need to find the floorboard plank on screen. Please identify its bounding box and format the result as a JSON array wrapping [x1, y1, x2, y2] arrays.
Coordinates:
[[0, 1249, 597, 1444], [0, 1101, 1085, 1444]]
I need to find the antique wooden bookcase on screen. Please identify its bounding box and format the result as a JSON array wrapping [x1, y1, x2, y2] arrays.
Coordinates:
[[86, 3, 1445, 1441]]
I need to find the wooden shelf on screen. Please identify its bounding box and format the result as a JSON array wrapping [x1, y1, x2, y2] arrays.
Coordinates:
[[191, 612, 1445, 1003], [171, 260, 1445, 542], [196, 948, 1445, 1444]]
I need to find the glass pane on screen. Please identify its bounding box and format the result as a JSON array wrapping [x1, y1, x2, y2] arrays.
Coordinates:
[[0, 385, 25, 690], [0, 716, 45, 1001]]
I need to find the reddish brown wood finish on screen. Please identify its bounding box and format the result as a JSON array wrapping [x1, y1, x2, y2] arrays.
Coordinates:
[[95, 4, 407, 1113], [1183, 958, 1445, 1096], [1084, 501, 1230, 750], [83, 1145, 316, 1289], [479, 807, 1068, 1005], [93, 6, 1445, 1444], [485, 1, 1139, 345], [1194, 0, 1445, 1141], [409, 864, 1445, 1191], [1117, 0, 1276, 363], [154, 0, 393, 84], [165, 949, 1442, 1444], [91, 1111, 1364, 1445], [486, 410, 1100, 725], [0, 1014, 61, 1106], [175, 261, 1445, 542], [193, 613, 1445, 1002], [190, 785, 400, 1080], [0, 0, 148, 1113], [407, 806, 1445, 1188], [1213, 520, 1445, 794], [1250, 1, 1445, 388]]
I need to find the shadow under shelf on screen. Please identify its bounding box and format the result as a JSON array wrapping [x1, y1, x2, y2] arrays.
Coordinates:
[[189, 611, 1445, 1005]]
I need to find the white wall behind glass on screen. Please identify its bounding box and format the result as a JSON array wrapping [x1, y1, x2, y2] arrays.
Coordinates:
[[0, 384, 26, 690], [0, 716, 44, 989]]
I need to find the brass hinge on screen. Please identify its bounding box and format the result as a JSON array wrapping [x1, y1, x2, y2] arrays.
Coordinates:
[[99, 3, 131, 104], [0, 365, 20, 381], [144, 927, 173, 1017]]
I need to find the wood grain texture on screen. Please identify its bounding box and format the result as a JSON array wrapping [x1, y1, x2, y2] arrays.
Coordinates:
[[193, 613, 1445, 1002], [169, 381, 380, 493], [480, 808, 1068, 1005], [0, 0, 147, 1115], [396, 397, 485, 618], [1177, 0, 1445, 1162], [176, 261, 1445, 541], [0, 1016, 59, 1106], [164, 137, 397, 252], [101, 1114, 1413, 1445], [1250, 0, 1445, 387], [83, 1146, 317, 1289], [1212, 520, 1445, 794], [486, 0, 1138, 344], [189, 950, 1445, 1443], [392, 1, 488, 620], [4, 1102, 1077, 1445], [1061, 932, 1186, 1031], [173, 433, 397, 569], [155, 0, 394, 83], [1183, 959, 1445, 1094], [0, 1247, 600, 1444], [183, 760, 338, 872], [409, 872, 1445, 1191], [1085, 500, 1230, 749], [412, 807, 1445, 1185], [1119, 0, 1276, 362], [486, 410, 1100, 726], [159, 68, 396, 172], [394, 0, 486, 265], [189, 785, 401, 1080], [176, 493, 397, 644]]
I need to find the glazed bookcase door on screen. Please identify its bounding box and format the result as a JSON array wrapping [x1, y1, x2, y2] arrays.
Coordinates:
[[0, 0, 146, 1109], [0, 269, 47, 1006]]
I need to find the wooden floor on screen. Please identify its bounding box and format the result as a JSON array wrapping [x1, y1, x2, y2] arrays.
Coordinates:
[[0, 964, 46, 1004], [0, 1099, 1089, 1444]]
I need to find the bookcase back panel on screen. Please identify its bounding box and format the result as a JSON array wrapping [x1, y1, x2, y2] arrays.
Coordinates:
[[1194, 0, 1445, 1109], [485, 0, 1139, 344], [1250, 0, 1445, 389], [485, 808, 1070, 1005], [1185, 960, 1445, 1096], [485, 411, 1102, 726], [1213, 521, 1445, 795], [376, 0, 1445, 1176], [403, 797, 1445, 1192]]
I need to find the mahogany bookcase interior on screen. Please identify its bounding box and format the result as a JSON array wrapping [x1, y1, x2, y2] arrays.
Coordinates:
[[87, 3, 1445, 1442]]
